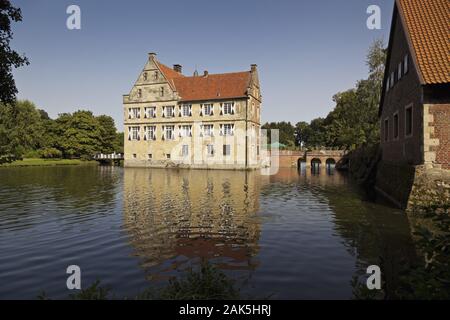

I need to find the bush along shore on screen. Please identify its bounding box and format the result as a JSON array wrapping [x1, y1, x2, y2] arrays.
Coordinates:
[[0, 158, 98, 167]]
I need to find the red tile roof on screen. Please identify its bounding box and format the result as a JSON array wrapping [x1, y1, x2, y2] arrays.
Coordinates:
[[156, 61, 251, 102], [397, 0, 450, 84]]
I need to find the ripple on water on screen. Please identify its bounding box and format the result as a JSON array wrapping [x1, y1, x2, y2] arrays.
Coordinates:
[[0, 167, 415, 299]]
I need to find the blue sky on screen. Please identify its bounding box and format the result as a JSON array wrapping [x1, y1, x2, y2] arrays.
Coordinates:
[[11, 0, 394, 129]]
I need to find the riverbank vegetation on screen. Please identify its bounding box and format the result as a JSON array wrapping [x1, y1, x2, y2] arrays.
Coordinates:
[[38, 261, 241, 300], [0, 158, 98, 167], [0, 100, 123, 163]]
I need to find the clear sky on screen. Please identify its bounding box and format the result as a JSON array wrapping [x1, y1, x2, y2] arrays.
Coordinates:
[[11, 0, 394, 129]]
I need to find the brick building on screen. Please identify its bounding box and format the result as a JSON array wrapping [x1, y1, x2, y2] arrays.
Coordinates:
[[379, 0, 449, 169], [377, 0, 449, 208], [123, 53, 262, 169]]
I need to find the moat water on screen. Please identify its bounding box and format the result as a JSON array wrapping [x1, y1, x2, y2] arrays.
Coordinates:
[[0, 165, 418, 299]]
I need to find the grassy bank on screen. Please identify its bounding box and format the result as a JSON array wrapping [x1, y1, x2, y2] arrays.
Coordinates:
[[0, 158, 98, 167]]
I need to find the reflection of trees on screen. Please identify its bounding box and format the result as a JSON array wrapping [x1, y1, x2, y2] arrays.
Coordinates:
[[321, 177, 419, 299], [0, 166, 120, 229], [123, 169, 261, 281], [261, 168, 419, 299]]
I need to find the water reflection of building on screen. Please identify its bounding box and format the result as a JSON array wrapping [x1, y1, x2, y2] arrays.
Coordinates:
[[123, 168, 261, 279]]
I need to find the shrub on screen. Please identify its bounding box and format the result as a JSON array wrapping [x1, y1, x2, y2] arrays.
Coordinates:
[[39, 147, 63, 159]]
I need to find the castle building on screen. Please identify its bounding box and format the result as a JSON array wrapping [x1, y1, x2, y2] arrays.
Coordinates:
[[123, 53, 262, 169]]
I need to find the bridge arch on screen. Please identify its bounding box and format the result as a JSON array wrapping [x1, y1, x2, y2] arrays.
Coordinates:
[[310, 158, 321, 174]]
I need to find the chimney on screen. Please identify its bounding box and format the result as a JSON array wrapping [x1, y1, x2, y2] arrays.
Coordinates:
[[203, 70, 209, 77], [251, 64, 257, 72], [173, 64, 182, 73], [148, 52, 157, 60]]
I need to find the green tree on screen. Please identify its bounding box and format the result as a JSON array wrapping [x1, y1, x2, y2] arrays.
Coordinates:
[[0, 100, 44, 157], [96, 115, 116, 153], [0, 0, 29, 104], [57, 110, 103, 159]]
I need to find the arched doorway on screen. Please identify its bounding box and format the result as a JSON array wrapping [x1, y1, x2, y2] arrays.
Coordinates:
[[311, 158, 321, 174], [325, 158, 336, 175]]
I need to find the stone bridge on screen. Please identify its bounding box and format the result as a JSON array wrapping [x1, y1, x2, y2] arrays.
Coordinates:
[[268, 149, 347, 168]]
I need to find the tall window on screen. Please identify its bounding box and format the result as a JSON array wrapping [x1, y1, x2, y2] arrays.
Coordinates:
[[384, 119, 389, 142], [130, 126, 140, 141], [154, 71, 158, 80], [144, 106, 156, 118], [182, 104, 191, 117], [393, 113, 399, 139], [203, 124, 213, 137], [129, 107, 140, 119], [165, 125, 174, 140], [164, 106, 174, 118], [207, 144, 214, 156], [222, 102, 233, 115], [405, 105, 413, 136], [137, 89, 142, 98], [180, 125, 191, 137], [390, 72, 395, 88], [182, 145, 189, 157], [203, 104, 213, 116], [160, 87, 165, 97], [223, 124, 233, 136], [397, 63, 402, 81], [223, 144, 231, 156], [143, 72, 147, 81], [146, 126, 156, 140]]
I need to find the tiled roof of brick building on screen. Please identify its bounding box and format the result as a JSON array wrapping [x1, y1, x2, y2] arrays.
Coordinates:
[[398, 0, 450, 84], [157, 62, 251, 102]]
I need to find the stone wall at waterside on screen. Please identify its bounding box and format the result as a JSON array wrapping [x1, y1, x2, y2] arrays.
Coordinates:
[[407, 166, 450, 213], [375, 161, 416, 208]]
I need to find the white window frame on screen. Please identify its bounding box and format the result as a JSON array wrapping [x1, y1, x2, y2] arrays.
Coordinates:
[[207, 144, 214, 157], [165, 125, 175, 140], [203, 124, 214, 137], [129, 126, 140, 141], [405, 104, 413, 138], [129, 107, 141, 119], [222, 123, 234, 136], [181, 104, 191, 117], [163, 106, 175, 118], [202, 104, 213, 116], [144, 106, 156, 118], [145, 125, 156, 140], [222, 102, 234, 115], [179, 125, 192, 137]]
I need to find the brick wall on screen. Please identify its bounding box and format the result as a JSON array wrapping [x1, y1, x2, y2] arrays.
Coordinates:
[[428, 104, 450, 169], [380, 10, 424, 165]]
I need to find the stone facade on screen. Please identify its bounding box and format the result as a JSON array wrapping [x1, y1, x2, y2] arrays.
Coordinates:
[[123, 54, 262, 169], [425, 104, 450, 170]]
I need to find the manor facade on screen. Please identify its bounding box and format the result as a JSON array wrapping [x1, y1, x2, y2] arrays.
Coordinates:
[[123, 53, 262, 169]]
